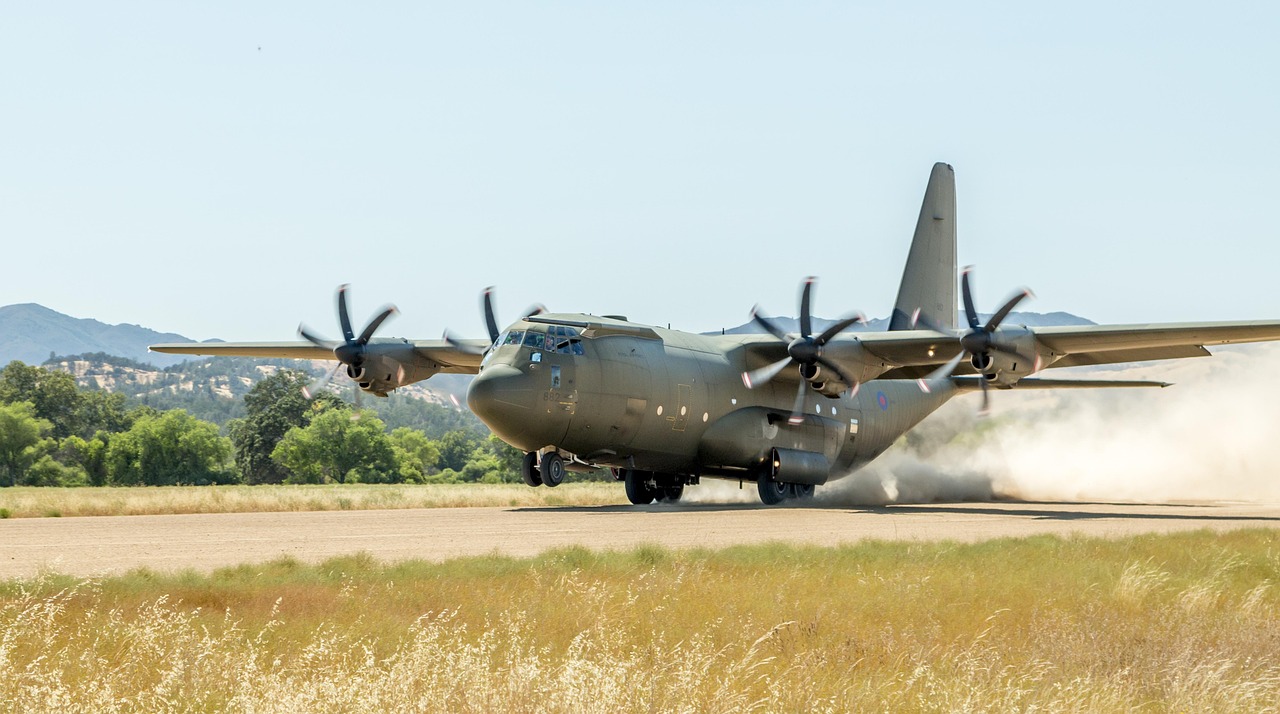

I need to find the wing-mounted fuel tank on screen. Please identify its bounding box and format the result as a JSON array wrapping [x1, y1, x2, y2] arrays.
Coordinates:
[[696, 407, 846, 484]]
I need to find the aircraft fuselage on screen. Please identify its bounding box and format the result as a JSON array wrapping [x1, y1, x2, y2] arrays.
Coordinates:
[[466, 315, 953, 485]]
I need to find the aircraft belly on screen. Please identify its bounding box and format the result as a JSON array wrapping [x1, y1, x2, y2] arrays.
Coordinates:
[[826, 381, 955, 480], [697, 407, 844, 471]]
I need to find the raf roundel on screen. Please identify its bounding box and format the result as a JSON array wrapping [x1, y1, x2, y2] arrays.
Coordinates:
[[876, 391, 889, 411]]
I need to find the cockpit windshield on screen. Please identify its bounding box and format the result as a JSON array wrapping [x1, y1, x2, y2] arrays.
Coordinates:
[[544, 325, 585, 355], [498, 330, 525, 346], [492, 325, 585, 357]]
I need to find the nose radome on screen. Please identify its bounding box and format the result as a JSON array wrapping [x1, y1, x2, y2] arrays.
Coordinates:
[[466, 364, 542, 450], [467, 364, 526, 414]]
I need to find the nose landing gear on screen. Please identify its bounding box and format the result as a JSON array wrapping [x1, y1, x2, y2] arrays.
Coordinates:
[[521, 451, 566, 487]]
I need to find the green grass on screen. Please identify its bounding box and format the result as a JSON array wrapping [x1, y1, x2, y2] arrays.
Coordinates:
[[3, 530, 1280, 712], [0, 482, 626, 518]]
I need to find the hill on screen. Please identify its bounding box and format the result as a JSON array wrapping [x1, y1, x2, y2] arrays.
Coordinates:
[[44, 353, 485, 437], [0, 303, 198, 368]]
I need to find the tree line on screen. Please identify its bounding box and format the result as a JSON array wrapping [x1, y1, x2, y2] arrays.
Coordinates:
[[0, 361, 534, 487]]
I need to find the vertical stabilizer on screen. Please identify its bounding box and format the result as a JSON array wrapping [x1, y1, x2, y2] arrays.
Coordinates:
[[889, 162, 957, 331]]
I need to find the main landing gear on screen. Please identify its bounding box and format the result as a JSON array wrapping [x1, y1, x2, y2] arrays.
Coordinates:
[[521, 452, 567, 487], [757, 478, 816, 506], [622, 469, 685, 505]]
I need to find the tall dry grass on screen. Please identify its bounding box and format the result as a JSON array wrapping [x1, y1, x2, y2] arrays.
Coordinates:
[[2, 530, 1280, 712], [0, 483, 625, 519]]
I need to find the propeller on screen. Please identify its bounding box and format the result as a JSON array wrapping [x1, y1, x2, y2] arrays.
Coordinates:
[[298, 284, 398, 398], [918, 267, 1035, 414], [444, 287, 546, 355], [741, 277, 866, 424]]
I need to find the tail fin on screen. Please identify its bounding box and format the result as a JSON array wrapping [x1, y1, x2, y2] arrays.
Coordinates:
[[889, 162, 957, 331]]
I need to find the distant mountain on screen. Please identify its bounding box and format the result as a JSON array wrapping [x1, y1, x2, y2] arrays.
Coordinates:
[[0, 303, 199, 368], [713, 311, 1094, 336]]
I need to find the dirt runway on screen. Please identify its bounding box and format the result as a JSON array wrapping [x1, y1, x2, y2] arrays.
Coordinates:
[[4, 500, 1280, 579]]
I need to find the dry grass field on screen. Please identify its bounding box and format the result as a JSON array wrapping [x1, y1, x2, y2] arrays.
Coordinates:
[[3, 529, 1279, 712], [0, 483, 626, 519]]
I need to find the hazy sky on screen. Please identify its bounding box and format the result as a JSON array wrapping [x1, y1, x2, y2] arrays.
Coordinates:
[[4, 2, 1278, 342]]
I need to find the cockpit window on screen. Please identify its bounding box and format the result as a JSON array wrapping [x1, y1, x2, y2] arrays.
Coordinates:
[[543, 326, 583, 354], [522, 331, 543, 348], [501, 330, 525, 346]]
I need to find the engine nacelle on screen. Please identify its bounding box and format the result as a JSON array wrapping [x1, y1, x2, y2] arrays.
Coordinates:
[[973, 326, 1042, 387], [769, 447, 830, 486], [970, 352, 993, 373], [798, 340, 884, 398], [342, 343, 440, 397]]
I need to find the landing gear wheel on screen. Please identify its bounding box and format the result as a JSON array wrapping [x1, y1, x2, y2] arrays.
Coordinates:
[[758, 478, 788, 506], [663, 484, 685, 502], [793, 483, 815, 500], [624, 469, 655, 505], [520, 452, 542, 487], [541, 452, 566, 487]]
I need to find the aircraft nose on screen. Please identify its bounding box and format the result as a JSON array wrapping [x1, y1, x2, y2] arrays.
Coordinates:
[[467, 364, 540, 449]]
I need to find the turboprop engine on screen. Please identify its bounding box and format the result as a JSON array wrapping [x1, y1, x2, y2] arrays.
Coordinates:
[[297, 285, 428, 398], [742, 277, 870, 418], [920, 267, 1047, 413], [968, 325, 1041, 388], [340, 345, 427, 396]]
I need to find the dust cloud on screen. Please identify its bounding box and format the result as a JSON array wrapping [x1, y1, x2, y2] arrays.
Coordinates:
[[819, 344, 1280, 506], [683, 345, 1280, 506]]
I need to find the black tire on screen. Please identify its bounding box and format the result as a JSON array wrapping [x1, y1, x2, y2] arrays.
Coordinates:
[[663, 484, 685, 502], [624, 469, 655, 505], [793, 483, 815, 500], [758, 478, 788, 506], [541, 452, 566, 487], [521, 452, 542, 487]]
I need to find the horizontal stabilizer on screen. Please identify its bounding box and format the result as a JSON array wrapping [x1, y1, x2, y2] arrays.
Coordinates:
[[953, 377, 1171, 391]]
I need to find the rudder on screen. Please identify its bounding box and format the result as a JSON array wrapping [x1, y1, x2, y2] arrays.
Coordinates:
[[889, 162, 957, 332]]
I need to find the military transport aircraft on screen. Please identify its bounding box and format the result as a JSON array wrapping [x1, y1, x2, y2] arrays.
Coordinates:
[[151, 163, 1280, 505]]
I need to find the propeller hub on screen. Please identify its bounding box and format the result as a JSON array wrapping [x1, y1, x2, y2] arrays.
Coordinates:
[[960, 330, 990, 355], [787, 337, 820, 363], [333, 342, 364, 366]]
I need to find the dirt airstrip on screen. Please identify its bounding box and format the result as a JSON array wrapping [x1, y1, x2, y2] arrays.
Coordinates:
[[4, 500, 1280, 579]]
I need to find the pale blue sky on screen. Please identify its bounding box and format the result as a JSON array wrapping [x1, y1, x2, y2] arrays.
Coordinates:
[[3, 2, 1278, 341]]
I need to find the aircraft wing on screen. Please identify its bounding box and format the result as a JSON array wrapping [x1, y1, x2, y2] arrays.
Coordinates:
[[854, 320, 1280, 380], [150, 341, 333, 359], [150, 338, 487, 373], [1029, 321, 1280, 362]]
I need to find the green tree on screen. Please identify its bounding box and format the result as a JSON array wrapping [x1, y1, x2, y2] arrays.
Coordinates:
[[106, 410, 235, 486], [0, 361, 84, 439], [229, 370, 343, 484], [487, 434, 524, 479], [389, 427, 441, 483], [24, 454, 89, 487], [76, 389, 134, 435], [57, 434, 111, 486], [0, 361, 135, 439], [437, 430, 480, 472], [0, 401, 53, 487], [271, 407, 402, 484]]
